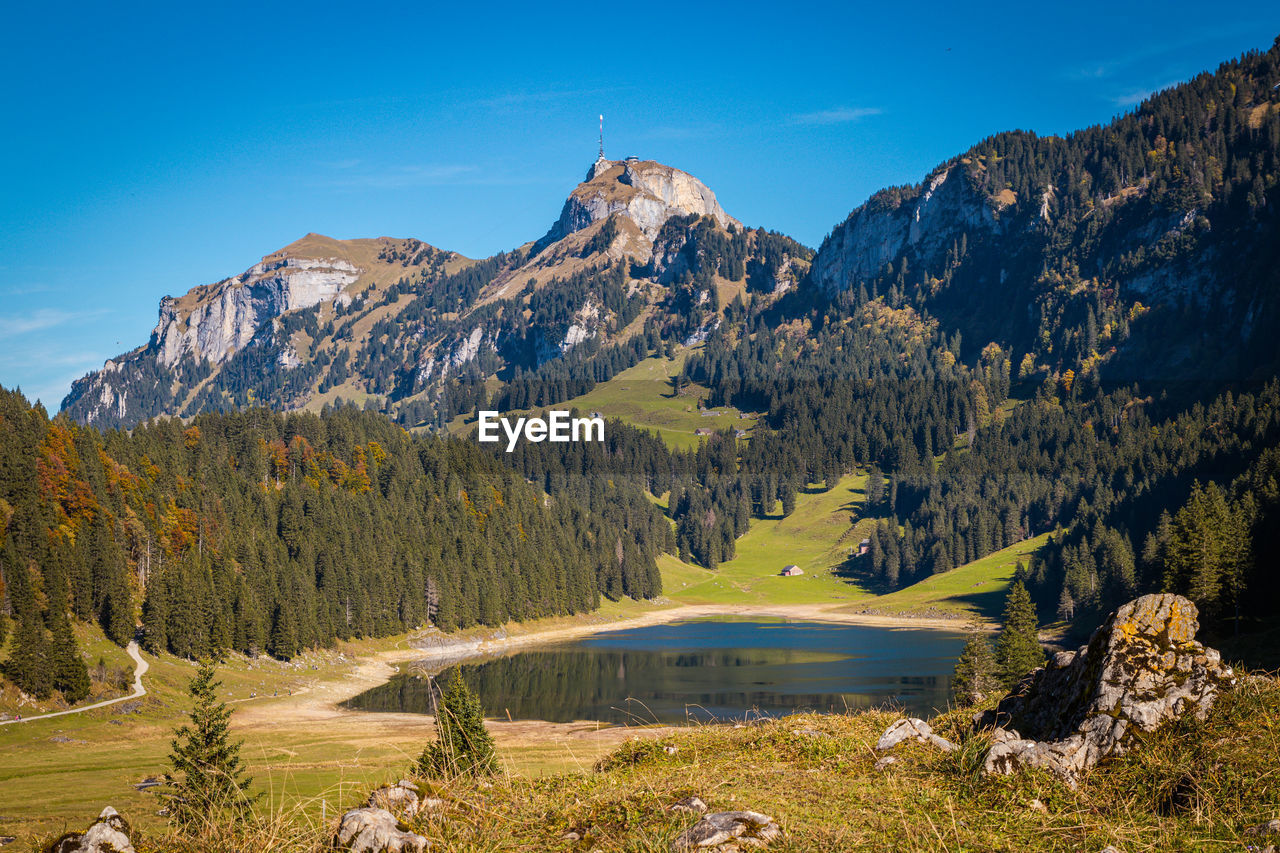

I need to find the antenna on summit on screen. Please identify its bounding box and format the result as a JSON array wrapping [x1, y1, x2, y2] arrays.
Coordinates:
[[598, 114, 605, 159]]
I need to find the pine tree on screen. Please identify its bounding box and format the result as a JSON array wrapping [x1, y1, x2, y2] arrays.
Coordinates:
[[994, 580, 1045, 689], [49, 614, 90, 703], [416, 669, 496, 778], [165, 661, 255, 823], [952, 632, 1000, 707], [3, 616, 52, 698]]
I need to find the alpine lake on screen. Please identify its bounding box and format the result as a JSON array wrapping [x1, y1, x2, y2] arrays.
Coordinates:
[[344, 618, 969, 724]]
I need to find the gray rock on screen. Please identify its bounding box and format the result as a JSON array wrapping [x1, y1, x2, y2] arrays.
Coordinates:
[[367, 779, 424, 819], [672, 810, 781, 851], [669, 796, 709, 814], [334, 807, 427, 853], [873, 755, 898, 771], [1246, 819, 1280, 836], [977, 593, 1235, 785], [875, 717, 958, 753], [47, 806, 135, 853], [791, 728, 831, 739]]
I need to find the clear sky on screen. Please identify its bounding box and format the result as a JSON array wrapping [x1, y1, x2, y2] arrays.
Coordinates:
[[2, 2, 1278, 409]]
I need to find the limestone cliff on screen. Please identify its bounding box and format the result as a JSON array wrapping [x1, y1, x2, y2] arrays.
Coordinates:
[[537, 157, 740, 251], [154, 255, 358, 367], [62, 234, 455, 426], [812, 165, 1002, 295]]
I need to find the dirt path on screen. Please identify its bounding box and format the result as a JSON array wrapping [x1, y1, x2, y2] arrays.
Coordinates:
[[0, 641, 148, 726]]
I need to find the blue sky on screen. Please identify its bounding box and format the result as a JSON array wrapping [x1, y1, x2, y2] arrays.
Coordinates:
[[2, 2, 1278, 409]]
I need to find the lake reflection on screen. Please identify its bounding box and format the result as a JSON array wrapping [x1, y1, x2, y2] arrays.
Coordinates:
[[343, 619, 968, 723]]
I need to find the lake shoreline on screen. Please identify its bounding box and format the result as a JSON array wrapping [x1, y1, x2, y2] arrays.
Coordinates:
[[233, 602, 982, 735]]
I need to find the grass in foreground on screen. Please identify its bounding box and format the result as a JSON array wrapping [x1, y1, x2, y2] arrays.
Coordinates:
[[58, 673, 1280, 852]]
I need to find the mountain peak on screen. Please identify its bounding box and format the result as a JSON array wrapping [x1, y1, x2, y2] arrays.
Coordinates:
[[536, 156, 739, 253]]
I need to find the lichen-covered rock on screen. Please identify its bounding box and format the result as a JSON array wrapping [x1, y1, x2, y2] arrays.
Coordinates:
[[334, 807, 427, 853], [46, 806, 135, 853], [875, 717, 958, 752], [672, 810, 781, 851], [367, 779, 424, 819], [977, 593, 1235, 784]]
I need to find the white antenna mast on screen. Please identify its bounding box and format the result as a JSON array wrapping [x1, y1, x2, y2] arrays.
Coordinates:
[[598, 114, 604, 159]]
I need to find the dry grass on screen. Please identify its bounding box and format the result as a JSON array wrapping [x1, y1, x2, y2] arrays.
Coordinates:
[[61, 674, 1280, 852]]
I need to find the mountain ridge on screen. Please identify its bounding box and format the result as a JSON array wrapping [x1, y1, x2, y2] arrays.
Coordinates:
[[62, 37, 1280, 429], [63, 157, 806, 428]]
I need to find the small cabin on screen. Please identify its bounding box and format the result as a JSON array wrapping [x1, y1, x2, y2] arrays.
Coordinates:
[[858, 538, 872, 556], [694, 427, 713, 436], [780, 565, 804, 577]]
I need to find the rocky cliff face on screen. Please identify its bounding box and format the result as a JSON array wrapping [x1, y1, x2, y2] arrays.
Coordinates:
[[538, 157, 740, 251], [62, 234, 453, 426], [812, 165, 1002, 295], [155, 255, 358, 367]]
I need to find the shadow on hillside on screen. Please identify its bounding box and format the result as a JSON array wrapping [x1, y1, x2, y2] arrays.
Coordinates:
[[941, 588, 1008, 622], [833, 556, 1009, 622], [832, 554, 891, 596]]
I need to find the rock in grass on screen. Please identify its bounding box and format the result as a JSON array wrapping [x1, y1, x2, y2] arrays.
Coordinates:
[[367, 779, 424, 819], [334, 807, 427, 853], [1246, 819, 1280, 836], [875, 717, 957, 753], [45, 806, 135, 853], [669, 796, 708, 814], [672, 810, 780, 851], [977, 593, 1235, 785]]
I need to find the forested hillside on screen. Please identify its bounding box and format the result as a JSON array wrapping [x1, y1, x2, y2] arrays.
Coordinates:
[[489, 40, 1280, 634], [0, 387, 664, 702]]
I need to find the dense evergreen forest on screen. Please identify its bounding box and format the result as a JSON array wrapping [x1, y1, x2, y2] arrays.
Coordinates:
[[482, 41, 1280, 633], [0, 388, 663, 701]]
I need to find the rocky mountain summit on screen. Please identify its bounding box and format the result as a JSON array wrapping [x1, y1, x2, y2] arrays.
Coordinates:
[[538, 156, 740, 250], [61, 158, 804, 430]]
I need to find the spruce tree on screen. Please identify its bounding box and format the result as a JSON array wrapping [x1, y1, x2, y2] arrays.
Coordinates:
[[49, 614, 90, 703], [165, 661, 255, 823], [3, 617, 52, 698], [995, 580, 1045, 688], [416, 669, 496, 778], [952, 632, 1000, 707]]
